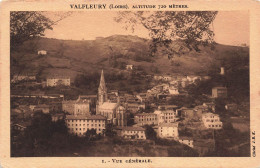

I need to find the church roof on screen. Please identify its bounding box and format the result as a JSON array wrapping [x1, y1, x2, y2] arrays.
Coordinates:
[[99, 69, 107, 90], [99, 102, 118, 110]]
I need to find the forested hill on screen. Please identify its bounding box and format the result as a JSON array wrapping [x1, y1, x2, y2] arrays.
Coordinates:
[[11, 35, 249, 80]]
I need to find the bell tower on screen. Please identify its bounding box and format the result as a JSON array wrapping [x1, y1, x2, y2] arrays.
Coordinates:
[[98, 69, 108, 105]]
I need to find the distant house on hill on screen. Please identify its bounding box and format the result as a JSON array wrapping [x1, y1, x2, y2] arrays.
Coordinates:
[[12, 73, 36, 83], [126, 64, 133, 70], [212, 87, 227, 98], [38, 50, 47, 55], [46, 75, 70, 87], [179, 136, 194, 148]]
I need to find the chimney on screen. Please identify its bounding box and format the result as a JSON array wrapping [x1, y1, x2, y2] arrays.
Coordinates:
[[220, 67, 225, 75]]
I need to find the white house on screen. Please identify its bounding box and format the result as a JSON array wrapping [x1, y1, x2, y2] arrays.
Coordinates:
[[179, 136, 194, 148], [154, 110, 178, 124], [202, 113, 222, 129], [158, 123, 179, 139], [120, 127, 146, 140], [38, 50, 47, 55], [169, 86, 179, 95], [126, 64, 133, 70]]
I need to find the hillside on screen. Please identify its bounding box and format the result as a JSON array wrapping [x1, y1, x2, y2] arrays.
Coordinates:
[[11, 35, 249, 81]]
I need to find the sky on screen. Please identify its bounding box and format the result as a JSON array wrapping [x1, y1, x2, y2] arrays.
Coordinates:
[[45, 11, 249, 46]]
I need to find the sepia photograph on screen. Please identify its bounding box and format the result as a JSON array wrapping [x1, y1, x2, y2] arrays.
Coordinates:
[[9, 10, 250, 158]]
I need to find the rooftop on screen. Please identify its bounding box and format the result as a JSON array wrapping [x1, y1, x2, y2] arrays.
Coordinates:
[[135, 112, 157, 116], [158, 122, 178, 127], [99, 102, 118, 110], [66, 114, 106, 120], [121, 126, 145, 131]]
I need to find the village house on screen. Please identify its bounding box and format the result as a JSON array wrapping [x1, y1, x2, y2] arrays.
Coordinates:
[[225, 103, 238, 113], [46, 75, 70, 87], [12, 73, 36, 83], [62, 99, 90, 116], [202, 113, 223, 129], [12, 121, 31, 132], [181, 79, 189, 88], [136, 93, 148, 103], [186, 75, 201, 83], [78, 95, 97, 113], [37, 50, 47, 55], [154, 109, 179, 124], [178, 136, 194, 148], [168, 86, 179, 95], [119, 127, 146, 140], [126, 64, 134, 70], [114, 106, 128, 127], [65, 114, 106, 136], [134, 112, 158, 126], [158, 122, 179, 139], [33, 104, 50, 113], [180, 107, 195, 120], [212, 87, 227, 98], [51, 113, 65, 122], [203, 102, 216, 112], [126, 102, 145, 113]]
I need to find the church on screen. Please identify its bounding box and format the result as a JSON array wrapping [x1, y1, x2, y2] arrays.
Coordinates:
[[96, 70, 127, 126]]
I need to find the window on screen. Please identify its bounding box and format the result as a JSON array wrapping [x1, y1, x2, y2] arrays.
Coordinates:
[[68, 124, 70, 126], [80, 128, 81, 130], [83, 124, 85, 126], [83, 128, 85, 130], [87, 124, 89, 126], [76, 124, 77, 126], [99, 124, 101, 127], [95, 124, 97, 127], [76, 128, 78, 130], [72, 124, 74, 126], [79, 124, 81, 126]]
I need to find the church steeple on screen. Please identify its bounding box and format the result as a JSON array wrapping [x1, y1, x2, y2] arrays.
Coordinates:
[[98, 69, 107, 104]]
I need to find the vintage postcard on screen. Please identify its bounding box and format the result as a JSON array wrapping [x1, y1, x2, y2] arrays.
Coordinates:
[[0, 0, 260, 167]]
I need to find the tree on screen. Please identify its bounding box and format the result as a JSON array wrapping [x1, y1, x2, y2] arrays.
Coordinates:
[[144, 125, 157, 140], [10, 11, 71, 49], [115, 11, 218, 58], [84, 128, 97, 141]]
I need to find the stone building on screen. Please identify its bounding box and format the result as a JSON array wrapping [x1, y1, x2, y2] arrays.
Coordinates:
[[202, 113, 222, 129], [62, 99, 90, 116], [65, 114, 106, 136], [46, 75, 70, 87], [134, 112, 158, 126], [157, 122, 179, 139]]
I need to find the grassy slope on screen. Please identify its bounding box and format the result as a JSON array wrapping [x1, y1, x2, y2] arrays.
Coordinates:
[[11, 35, 249, 81]]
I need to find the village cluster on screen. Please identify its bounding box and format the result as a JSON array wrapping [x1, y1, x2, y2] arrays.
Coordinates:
[[11, 51, 240, 155]]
